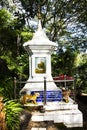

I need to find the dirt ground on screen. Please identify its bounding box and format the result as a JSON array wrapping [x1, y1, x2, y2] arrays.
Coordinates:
[[20, 97, 87, 130]]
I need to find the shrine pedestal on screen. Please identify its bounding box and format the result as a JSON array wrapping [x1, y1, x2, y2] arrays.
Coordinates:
[[31, 99, 83, 128]]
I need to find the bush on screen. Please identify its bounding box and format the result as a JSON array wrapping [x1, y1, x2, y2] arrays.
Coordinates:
[[5, 100, 23, 130]]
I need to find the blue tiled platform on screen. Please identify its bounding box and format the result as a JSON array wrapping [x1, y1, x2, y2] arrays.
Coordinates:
[[31, 90, 62, 102]]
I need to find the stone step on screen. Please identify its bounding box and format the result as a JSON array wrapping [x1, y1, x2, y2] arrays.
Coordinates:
[[31, 128, 46, 130], [31, 109, 83, 128], [44, 102, 78, 111], [24, 99, 77, 110]]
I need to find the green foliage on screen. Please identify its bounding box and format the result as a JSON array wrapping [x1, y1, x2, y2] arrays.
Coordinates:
[[76, 54, 87, 93], [0, 8, 32, 100], [21, 30, 33, 42], [0, 9, 12, 28], [0, 50, 29, 100], [0, 9, 17, 56], [0, 77, 14, 99], [5, 100, 23, 130], [52, 47, 77, 76], [16, 54, 29, 79], [0, 58, 10, 79]]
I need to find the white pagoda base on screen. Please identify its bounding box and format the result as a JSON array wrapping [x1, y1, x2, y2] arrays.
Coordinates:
[[20, 76, 62, 102], [31, 99, 83, 128], [20, 76, 60, 92]]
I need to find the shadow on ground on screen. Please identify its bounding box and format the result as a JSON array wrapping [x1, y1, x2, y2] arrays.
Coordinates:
[[20, 110, 32, 130]]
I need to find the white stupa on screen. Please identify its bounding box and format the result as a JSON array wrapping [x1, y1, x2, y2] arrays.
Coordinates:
[[21, 20, 61, 94], [20, 19, 83, 128]]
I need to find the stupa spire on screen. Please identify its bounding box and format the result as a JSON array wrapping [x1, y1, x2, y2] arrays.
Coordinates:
[[37, 3, 41, 19], [37, 4, 42, 31]]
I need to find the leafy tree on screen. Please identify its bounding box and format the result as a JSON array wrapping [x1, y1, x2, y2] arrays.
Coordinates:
[[0, 9, 32, 98], [52, 47, 77, 76], [0, 0, 87, 95], [76, 54, 87, 93]]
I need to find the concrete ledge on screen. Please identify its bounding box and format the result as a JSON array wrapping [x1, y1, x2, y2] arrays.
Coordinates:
[[32, 109, 83, 128], [31, 128, 46, 130], [63, 110, 83, 128], [32, 115, 44, 121], [44, 103, 78, 111], [64, 123, 83, 128]]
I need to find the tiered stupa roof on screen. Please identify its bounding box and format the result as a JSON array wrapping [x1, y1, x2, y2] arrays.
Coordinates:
[[23, 20, 58, 53]]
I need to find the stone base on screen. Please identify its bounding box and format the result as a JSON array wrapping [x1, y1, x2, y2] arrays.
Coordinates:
[[54, 109, 83, 128], [20, 77, 83, 128], [31, 100, 83, 128]]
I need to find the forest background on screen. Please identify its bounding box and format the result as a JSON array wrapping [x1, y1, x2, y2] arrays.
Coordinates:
[[0, 0, 87, 100]]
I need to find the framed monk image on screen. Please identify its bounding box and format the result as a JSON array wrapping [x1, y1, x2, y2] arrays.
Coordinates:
[[35, 57, 46, 74]]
